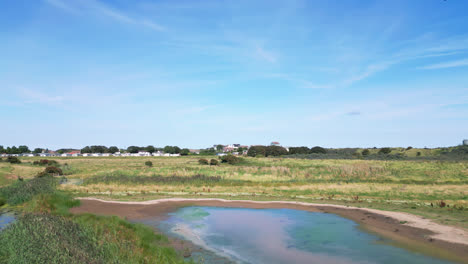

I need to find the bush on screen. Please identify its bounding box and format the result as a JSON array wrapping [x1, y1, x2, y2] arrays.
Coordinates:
[[198, 158, 209, 165], [220, 154, 242, 165], [33, 159, 58, 166], [210, 159, 219, 166], [6, 156, 21, 164], [0, 197, 5, 207], [362, 149, 370, 156], [144, 161, 153, 167], [46, 166, 63, 175], [379, 147, 392, 154], [310, 146, 327, 154]]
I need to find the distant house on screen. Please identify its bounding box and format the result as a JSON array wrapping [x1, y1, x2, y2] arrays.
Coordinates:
[[68, 150, 81, 157], [152, 151, 163, 156], [102, 153, 111, 157], [170, 153, 180, 157], [137, 151, 151, 156], [113, 152, 121, 157], [270, 142, 280, 146], [23, 153, 34, 157], [39, 153, 51, 157], [82, 153, 91, 157], [61, 153, 71, 157], [216, 153, 227, 156], [189, 149, 200, 154], [92, 153, 102, 157]]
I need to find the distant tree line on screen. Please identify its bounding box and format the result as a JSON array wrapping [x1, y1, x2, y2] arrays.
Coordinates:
[[80, 145, 190, 155], [288, 146, 327, 155], [0, 145, 31, 154], [247, 146, 289, 157]]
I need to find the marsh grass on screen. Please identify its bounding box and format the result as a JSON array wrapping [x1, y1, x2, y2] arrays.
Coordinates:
[[0, 177, 56, 205]]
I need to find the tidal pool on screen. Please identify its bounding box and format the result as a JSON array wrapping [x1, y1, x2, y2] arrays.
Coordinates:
[[143, 207, 454, 264], [0, 212, 15, 230]]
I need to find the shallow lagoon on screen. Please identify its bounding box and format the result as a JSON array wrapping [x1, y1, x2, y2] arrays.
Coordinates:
[[142, 207, 455, 264]]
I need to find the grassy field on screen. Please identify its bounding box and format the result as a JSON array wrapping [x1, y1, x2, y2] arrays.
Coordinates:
[[1, 156, 467, 228]]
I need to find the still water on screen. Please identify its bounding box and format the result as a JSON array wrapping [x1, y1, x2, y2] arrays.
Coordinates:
[[144, 207, 454, 264], [0, 212, 15, 230]]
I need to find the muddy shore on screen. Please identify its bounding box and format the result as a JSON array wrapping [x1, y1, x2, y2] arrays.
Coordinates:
[[71, 198, 468, 263]]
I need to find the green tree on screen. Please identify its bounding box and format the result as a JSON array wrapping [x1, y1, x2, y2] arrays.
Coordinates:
[[310, 146, 327, 154], [81, 146, 91, 153], [127, 146, 141, 153], [145, 145, 156, 153], [163, 146, 175, 154], [180, 148, 190, 156], [108, 146, 119, 153], [18, 145, 30, 153], [216, 145, 224, 152], [33, 148, 44, 154], [0, 145, 4, 153], [361, 149, 370, 156]]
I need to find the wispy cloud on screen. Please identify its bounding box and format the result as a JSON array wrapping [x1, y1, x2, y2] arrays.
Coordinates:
[[255, 46, 277, 63], [419, 58, 468, 70], [19, 88, 64, 105], [44, 0, 166, 31]]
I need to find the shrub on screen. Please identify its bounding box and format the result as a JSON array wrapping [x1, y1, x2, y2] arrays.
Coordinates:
[[362, 149, 370, 156], [406, 146, 413, 150], [144, 161, 153, 167], [220, 154, 242, 165], [416, 152, 421, 156], [379, 147, 392, 154], [42, 166, 63, 176], [6, 156, 21, 164], [210, 159, 219, 166], [0, 197, 5, 207], [310, 146, 327, 154], [198, 158, 209, 165], [33, 159, 58, 166]]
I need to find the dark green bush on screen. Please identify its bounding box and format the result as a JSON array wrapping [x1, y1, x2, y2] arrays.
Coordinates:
[[145, 161, 153, 167], [310, 146, 327, 154], [33, 159, 58, 166], [220, 154, 242, 165], [44, 166, 63, 176], [362, 149, 370, 156], [0, 197, 5, 207], [6, 156, 21, 164], [210, 159, 219, 166], [379, 147, 392, 154], [198, 158, 209, 165]]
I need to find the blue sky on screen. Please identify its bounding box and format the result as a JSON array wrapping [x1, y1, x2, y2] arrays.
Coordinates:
[[1, 0, 467, 149]]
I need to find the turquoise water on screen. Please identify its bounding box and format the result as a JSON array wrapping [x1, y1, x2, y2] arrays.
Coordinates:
[[146, 207, 456, 264]]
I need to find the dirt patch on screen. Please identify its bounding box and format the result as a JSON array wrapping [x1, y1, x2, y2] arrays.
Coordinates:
[[71, 198, 468, 263]]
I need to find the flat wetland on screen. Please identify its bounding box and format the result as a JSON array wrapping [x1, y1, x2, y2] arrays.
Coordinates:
[[1, 156, 467, 263]]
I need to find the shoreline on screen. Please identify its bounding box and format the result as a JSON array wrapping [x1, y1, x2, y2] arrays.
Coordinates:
[[71, 197, 468, 263]]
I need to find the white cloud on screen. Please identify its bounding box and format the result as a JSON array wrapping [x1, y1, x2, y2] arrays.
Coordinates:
[[418, 58, 468, 70]]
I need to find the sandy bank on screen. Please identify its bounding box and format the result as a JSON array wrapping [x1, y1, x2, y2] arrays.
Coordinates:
[[71, 197, 468, 263]]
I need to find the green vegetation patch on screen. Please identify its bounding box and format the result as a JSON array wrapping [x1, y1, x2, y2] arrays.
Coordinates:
[[0, 213, 107, 264], [84, 173, 232, 186], [0, 177, 56, 205]]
